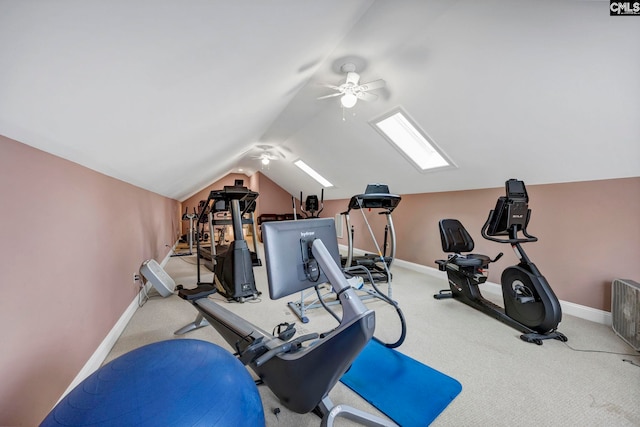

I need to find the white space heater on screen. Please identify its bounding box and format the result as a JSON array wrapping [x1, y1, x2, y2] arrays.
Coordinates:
[[611, 278, 640, 351]]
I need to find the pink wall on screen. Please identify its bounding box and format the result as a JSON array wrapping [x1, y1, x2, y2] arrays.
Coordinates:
[[0, 135, 181, 426], [253, 172, 296, 217], [320, 178, 640, 312]]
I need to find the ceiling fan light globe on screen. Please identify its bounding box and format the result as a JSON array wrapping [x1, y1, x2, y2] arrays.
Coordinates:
[[261, 157, 270, 165], [341, 93, 358, 108]]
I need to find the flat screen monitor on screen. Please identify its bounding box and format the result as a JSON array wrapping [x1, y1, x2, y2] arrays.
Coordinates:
[[262, 218, 341, 300]]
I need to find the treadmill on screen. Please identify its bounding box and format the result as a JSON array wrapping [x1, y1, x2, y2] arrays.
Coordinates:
[[192, 182, 261, 302], [341, 184, 401, 283], [199, 186, 262, 271]]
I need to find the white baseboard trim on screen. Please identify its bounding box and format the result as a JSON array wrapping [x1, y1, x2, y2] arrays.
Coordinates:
[[57, 249, 175, 403], [393, 257, 612, 325]]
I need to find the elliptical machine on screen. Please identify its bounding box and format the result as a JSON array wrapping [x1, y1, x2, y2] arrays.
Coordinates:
[[298, 189, 324, 219], [434, 179, 567, 345]]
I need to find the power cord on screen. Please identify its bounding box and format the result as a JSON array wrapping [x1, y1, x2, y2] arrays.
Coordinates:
[[315, 284, 341, 323], [351, 198, 407, 348], [165, 244, 200, 265], [345, 264, 407, 349], [562, 341, 639, 356], [136, 275, 149, 307], [563, 342, 640, 366]]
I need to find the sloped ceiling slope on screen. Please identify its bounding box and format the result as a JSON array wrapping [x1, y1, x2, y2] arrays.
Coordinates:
[[1, 1, 638, 202]]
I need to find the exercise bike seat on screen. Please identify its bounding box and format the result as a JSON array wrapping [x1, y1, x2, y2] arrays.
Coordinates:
[[449, 254, 490, 268], [438, 219, 492, 268]]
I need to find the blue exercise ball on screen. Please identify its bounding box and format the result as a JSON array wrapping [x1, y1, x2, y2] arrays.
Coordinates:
[[41, 339, 265, 426]]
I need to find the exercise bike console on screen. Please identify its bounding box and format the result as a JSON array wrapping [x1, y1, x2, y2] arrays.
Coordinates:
[[434, 179, 567, 345]]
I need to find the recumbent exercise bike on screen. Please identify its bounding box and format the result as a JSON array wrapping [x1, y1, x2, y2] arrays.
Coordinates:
[[434, 179, 567, 345]]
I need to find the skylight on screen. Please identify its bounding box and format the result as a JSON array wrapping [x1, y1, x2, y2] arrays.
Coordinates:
[[371, 108, 454, 172], [294, 160, 333, 188]]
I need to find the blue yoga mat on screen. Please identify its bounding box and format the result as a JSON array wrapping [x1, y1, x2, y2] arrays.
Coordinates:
[[340, 339, 462, 427]]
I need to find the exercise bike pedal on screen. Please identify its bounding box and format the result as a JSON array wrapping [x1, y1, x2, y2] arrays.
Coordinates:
[[514, 284, 535, 304]]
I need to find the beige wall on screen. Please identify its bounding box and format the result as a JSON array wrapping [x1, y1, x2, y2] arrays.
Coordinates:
[[0, 135, 180, 426], [320, 178, 640, 312]]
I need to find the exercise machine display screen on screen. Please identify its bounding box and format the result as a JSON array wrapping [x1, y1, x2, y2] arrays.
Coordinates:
[[262, 218, 341, 300], [487, 179, 530, 236]]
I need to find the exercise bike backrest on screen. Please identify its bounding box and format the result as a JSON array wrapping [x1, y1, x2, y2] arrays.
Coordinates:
[[482, 179, 538, 244], [439, 219, 475, 254]]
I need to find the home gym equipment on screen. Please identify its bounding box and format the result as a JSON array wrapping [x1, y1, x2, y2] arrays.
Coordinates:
[[195, 198, 211, 244], [342, 184, 401, 284], [198, 184, 261, 272], [434, 179, 567, 345], [175, 183, 261, 334], [195, 182, 261, 302], [41, 339, 265, 427], [256, 213, 295, 242], [297, 189, 324, 218], [171, 207, 197, 256], [176, 218, 396, 426], [286, 184, 406, 348]]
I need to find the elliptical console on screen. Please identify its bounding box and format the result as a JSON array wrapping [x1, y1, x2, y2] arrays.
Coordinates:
[[434, 179, 567, 345]]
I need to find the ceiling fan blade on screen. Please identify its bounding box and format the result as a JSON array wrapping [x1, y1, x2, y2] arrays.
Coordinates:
[[356, 91, 378, 102], [319, 83, 341, 90], [358, 79, 386, 91], [317, 92, 343, 100]]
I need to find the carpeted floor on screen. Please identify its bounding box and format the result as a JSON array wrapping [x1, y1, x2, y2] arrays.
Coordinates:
[[106, 248, 640, 426]]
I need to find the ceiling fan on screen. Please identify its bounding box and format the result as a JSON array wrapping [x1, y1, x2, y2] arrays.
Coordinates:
[[249, 145, 285, 167], [318, 63, 386, 108]]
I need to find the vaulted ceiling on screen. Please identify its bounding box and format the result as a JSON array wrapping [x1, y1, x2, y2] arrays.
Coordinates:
[[1, 1, 638, 201]]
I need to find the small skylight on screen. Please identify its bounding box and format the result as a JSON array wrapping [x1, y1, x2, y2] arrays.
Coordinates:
[[294, 160, 333, 188], [371, 108, 454, 172]]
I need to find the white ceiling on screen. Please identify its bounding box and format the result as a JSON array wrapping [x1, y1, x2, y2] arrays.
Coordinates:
[[1, 0, 638, 201]]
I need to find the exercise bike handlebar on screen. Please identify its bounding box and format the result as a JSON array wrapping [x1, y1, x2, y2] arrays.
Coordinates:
[[481, 210, 539, 244]]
